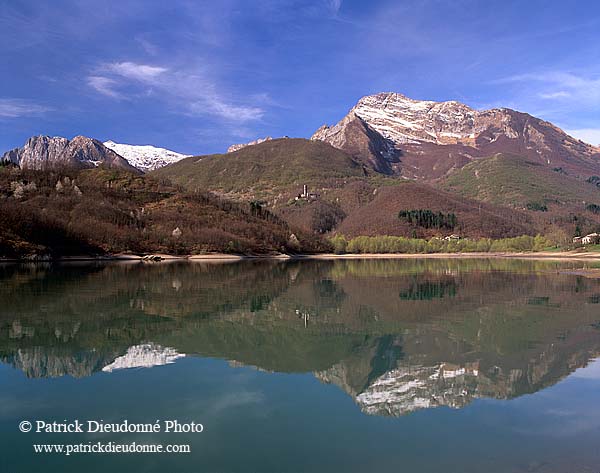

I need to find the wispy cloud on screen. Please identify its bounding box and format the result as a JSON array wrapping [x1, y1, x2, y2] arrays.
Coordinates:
[[328, 0, 343, 15], [495, 71, 600, 104], [88, 61, 264, 122], [0, 99, 52, 118], [87, 76, 123, 99], [135, 36, 160, 56], [539, 91, 571, 99], [490, 70, 600, 133], [188, 96, 264, 122]]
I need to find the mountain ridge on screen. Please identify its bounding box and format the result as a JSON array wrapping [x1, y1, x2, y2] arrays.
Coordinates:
[[311, 92, 600, 179]]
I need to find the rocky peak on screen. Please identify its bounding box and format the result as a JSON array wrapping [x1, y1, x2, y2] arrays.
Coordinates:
[[2, 136, 68, 169]]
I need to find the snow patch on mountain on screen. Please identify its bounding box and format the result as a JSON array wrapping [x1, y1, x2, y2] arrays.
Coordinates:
[[103, 141, 191, 172], [350, 92, 480, 145], [355, 362, 480, 416]]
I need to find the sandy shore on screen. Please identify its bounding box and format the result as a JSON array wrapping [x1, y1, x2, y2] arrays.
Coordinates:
[[3, 250, 600, 263]]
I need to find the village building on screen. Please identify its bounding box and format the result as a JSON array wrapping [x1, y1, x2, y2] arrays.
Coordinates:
[[581, 233, 600, 245]]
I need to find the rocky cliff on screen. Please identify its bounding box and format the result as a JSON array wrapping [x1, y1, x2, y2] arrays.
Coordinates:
[[2, 135, 140, 173]]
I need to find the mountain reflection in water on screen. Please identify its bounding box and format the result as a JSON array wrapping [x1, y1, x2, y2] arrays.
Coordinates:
[[1, 258, 600, 417]]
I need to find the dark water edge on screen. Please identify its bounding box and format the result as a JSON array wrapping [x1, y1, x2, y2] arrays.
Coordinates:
[[1, 259, 600, 472]]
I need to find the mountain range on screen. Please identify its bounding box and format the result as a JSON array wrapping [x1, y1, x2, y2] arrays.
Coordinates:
[[154, 92, 600, 240], [1, 136, 189, 173], [4, 91, 600, 247]]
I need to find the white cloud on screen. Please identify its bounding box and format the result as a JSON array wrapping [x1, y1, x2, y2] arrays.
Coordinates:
[[87, 61, 264, 122], [566, 128, 600, 146], [0, 98, 52, 118]]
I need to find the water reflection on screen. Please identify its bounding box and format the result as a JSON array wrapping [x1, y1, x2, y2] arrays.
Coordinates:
[[1, 259, 600, 417]]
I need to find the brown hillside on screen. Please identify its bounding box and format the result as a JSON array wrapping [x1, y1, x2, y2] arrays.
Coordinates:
[[336, 181, 534, 238], [0, 167, 327, 257]]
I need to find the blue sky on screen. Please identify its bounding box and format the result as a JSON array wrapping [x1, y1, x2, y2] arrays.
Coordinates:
[[1, 0, 600, 155]]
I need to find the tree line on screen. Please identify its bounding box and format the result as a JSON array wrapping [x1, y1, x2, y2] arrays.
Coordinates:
[[329, 234, 553, 254]]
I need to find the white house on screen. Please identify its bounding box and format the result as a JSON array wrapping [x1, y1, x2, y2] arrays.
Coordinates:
[[582, 233, 600, 245]]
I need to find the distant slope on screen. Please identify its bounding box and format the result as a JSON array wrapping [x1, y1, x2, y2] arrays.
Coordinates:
[[152, 138, 367, 198], [336, 180, 534, 239], [443, 153, 600, 212], [103, 141, 190, 172]]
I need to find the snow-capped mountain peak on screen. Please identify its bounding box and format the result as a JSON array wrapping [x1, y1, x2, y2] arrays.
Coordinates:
[[311, 91, 600, 179], [101, 343, 185, 372], [103, 140, 191, 172]]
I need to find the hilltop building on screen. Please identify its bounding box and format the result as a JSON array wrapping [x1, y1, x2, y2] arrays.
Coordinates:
[[296, 184, 319, 201]]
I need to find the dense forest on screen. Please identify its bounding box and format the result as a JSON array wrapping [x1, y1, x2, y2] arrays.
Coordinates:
[[398, 209, 458, 229]]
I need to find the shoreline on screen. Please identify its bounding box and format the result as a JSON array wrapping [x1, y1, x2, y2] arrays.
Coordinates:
[[306, 251, 600, 261], [2, 250, 600, 263]]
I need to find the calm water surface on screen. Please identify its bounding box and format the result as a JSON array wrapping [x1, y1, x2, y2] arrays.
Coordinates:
[[1, 259, 600, 472]]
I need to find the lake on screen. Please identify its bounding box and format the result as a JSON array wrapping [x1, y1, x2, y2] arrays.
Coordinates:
[[1, 258, 600, 472]]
